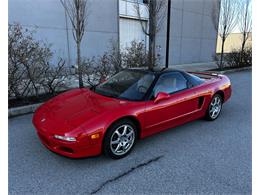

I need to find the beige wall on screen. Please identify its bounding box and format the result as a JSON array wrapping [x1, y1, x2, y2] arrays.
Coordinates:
[[216, 33, 252, 53]]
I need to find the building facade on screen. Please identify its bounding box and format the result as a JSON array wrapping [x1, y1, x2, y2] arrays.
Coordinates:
[[9, 0, 219, 67]]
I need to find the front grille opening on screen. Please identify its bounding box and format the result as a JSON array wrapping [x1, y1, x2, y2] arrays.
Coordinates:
[[58, 146, 74, 154]]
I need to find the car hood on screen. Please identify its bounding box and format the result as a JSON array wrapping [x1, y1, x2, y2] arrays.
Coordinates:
[[36, 88, 126, 134]]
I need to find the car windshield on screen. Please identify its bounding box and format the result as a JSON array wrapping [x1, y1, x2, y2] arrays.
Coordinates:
[[94, 70, 155, 101]]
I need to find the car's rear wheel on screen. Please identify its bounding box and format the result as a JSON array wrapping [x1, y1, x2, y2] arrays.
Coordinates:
[[103, 119, 137, 159], [206, 94, 223, 121]]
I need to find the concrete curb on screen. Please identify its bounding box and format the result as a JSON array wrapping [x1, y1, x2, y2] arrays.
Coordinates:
[[8, 103, 42, 118], [207, 66, 252, 74]]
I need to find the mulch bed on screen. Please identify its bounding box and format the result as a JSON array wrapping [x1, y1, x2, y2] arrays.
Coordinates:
[[8, 90, 67, 108]]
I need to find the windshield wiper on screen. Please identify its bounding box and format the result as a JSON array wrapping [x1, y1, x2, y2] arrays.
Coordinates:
[[104, 94, 118, 99], [117, 96, 131, 101]]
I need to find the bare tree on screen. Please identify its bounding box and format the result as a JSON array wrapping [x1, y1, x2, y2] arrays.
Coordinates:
[[60, 0, 89, 88], [212, 0, 238, 69], [238, 0, 252, 53], [134, 0, 166, 69]]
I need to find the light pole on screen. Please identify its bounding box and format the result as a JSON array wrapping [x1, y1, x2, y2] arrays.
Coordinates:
[[165, 0, 171, 68]]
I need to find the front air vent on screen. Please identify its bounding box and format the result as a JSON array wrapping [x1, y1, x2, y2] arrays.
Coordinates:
[[198, 97, 204, 109]]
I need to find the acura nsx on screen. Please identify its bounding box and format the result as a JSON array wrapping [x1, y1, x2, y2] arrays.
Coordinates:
[[33, 68, 232, 159]]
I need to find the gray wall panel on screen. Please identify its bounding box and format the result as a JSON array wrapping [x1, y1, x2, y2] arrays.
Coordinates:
[[8, 0, 119, 65], [200, 39, 216, 62], [182, 11, 203, 39], [172, 0, 183, 9], [183, 0, 204, 14], [202, 15, 217, 39], [171, 9, 182, 38], [169, 37, 181, 65], [87, 0, 118, 33], [204, 0, 216, 16], [8, 0, 66, 29], [181, 38, 201, 64], [157, 0, 219, 65], [81, 32, 118, 58], [8, 0, 219, 67]]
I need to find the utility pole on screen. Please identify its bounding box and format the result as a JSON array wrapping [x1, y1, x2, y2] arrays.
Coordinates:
[[165, 0, 171, 68]]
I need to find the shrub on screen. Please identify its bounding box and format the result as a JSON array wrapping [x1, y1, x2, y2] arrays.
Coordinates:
[[107, 39, 122, 73], [9, 24, 162, 100], [81, 41, 154, 86], [213, 47, 252, 69], [94, 53, 117, 83], [81, 53, 117, 86], [8, 23, 51, 98], [80, 40, 163, 86], [223, 51, 241, 68], [41, 59, 69, 94], [122, 41, 148, 68], [8, 23, 68, 99], [224, 47, 252, 68], [240, 47, 252, 67]]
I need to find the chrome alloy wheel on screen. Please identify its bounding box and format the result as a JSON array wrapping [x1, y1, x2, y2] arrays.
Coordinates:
[[110, 124, 135, 156], [209, 95, 222, 119]]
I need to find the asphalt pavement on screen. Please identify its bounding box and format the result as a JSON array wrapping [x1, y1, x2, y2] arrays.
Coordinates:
[[9, 70, 252, 195]]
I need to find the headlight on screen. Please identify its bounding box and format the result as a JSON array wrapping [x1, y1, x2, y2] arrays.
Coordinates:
[[54, 135, 76, 142]]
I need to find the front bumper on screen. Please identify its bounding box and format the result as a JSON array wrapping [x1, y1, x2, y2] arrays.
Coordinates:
[[34, 124, 102, 158]]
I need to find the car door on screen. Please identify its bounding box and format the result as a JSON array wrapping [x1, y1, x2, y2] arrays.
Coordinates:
[[143, 72, 199, 136]]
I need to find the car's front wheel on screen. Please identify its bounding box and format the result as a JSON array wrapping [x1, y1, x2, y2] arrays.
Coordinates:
[[103, 119, 137, 159], [205, 94, 223, 121]]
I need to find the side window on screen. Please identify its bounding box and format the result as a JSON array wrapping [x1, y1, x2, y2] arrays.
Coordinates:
[[153, 72, 188, 98]]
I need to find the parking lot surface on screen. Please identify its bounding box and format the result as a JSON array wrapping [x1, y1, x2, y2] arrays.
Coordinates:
[[9, 71, 252, 194]]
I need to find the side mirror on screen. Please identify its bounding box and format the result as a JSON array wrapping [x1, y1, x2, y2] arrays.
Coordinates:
[[154, 92, 170, 103]]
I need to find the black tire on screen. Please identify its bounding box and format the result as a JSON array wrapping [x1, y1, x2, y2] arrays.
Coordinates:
[[205, 94, 223, 121], [103, 119, 137, 159]]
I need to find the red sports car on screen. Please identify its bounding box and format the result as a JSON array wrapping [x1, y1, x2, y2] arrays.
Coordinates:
[[33, 68, 232, 159]]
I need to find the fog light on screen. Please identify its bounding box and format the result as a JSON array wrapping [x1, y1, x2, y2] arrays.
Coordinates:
[[90, 133, 100, 139], [54, 135, 76, 142]]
